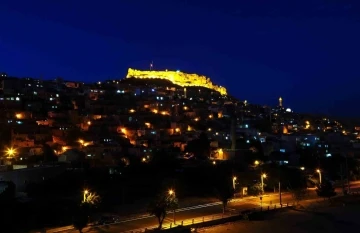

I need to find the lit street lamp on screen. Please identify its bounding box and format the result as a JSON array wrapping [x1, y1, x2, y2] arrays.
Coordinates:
[[168, 189, 176, 224], [5, 147, 16, 158], [316, 169, 322, 184], [261, 174, 267, 194], [254, 160, 260, 166], [83, 189, 89, 202], [232, 176, 237, 190]]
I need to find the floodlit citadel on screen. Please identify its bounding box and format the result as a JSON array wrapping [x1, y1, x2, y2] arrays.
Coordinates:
[[126, 68, 227, 95]]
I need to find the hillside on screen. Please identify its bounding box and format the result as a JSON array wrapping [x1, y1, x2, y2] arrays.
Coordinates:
[[126, 68, 227, 95]]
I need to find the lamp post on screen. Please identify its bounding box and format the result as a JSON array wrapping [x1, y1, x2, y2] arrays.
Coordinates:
[[5, 147, 16, 158], [232, 176, 237, 190], [261, 174, 267, 194], [342, 153, 350, 194], [168, 189, 176, 224], [83, 189, 89, 202], [278, 181, 282, 206], [316, 169, 322, 184]]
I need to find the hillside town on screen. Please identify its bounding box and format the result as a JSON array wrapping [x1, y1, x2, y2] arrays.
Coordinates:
[[0, 69, 359, 178], [0, 69, 360, 190], [1, 68, 360, 232]]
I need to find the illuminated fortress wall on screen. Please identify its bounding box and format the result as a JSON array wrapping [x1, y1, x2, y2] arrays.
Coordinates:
[[126, 68, 227, 95]]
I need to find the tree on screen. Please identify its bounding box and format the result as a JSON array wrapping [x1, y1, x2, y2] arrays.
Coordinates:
[[186, 132, 210, 160], [289, 187, 307, 205], [42, 143, 57, 162], [151, 149, 178, 170], [248, 182, 263, 196], [147, 192, 178, 229], [72, 209, 88, 233], [214, 178, 234, 214], [64, 127, 84, 146], [316, 182, 336, 201], [82, 191, 101, 206]]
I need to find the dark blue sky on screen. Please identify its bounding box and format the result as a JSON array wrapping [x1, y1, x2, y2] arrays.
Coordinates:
[[1, 0, 360, 116]]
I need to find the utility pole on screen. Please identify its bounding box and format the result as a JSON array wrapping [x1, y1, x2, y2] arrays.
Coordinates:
[[279, 181, 282, 205], [342, 152, 350, 194], [340, 164, 346, 195], [346, 155, 350, 194]]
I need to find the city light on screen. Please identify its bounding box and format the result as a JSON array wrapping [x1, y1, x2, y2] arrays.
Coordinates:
[[254, 160, 260, 165], [126, 68, 227, 95], [261, 173, 267, 194], [82, 189, 100, 204], [167, 189, 176, 224], [15, 113, 23, 119], [232, 176, 237, 190], [83, 189, 89, 202], [5, 147, 16, 157], [316, 169, 322, 184]]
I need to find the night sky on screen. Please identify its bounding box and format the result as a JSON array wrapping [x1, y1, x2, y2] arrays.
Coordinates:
[[1, 0, 360, 116]]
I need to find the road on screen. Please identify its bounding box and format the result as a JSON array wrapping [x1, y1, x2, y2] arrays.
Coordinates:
[[55, 182, 360, 233]]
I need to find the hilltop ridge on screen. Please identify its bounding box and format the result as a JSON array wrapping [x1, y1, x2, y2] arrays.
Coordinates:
[[126, 68, 227, 95]]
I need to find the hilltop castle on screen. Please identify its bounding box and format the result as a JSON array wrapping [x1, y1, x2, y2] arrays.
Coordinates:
[[126, 68, 227, 95]]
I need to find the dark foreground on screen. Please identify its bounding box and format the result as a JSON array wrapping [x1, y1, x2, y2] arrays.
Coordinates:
[[196, 196, 360, 233]]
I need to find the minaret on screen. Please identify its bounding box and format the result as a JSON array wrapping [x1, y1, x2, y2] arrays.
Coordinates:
[[150, 61, 153, 70], [279, 97, 283, 107]]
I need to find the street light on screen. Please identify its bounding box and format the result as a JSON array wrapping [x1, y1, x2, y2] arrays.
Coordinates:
[[232, 176, 237, 190], [5, 147, 16, 158], [316, 169, 322, 184], [300, 167, 305, 171], [83, 189, 89, 202], [261, 174, 267, 194], [168, 189, 176, 224]]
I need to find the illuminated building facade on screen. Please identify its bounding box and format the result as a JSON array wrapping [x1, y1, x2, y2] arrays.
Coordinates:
[[126, 68, 227, 95]]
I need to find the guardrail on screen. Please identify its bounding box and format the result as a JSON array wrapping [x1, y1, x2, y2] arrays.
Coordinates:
[[116, 202, 294, 233], [49, 190, 353, 233], [39, 193, 356, 233], [126, 194, 357, 233], [46, 194, 279, 233]]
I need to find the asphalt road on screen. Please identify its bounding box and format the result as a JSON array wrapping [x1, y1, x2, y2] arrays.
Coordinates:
[[61, 183, 360, 233]]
